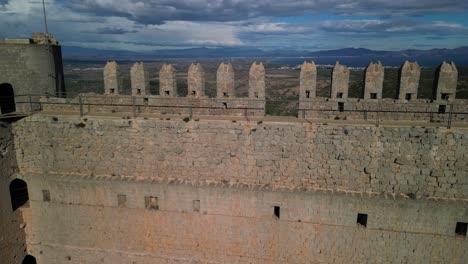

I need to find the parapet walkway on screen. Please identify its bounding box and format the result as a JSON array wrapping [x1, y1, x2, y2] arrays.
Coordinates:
[[37, 110, 468, 129]]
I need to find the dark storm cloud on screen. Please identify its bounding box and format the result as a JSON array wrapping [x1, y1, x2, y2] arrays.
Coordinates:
[[320, 19, 468, 36], [62, 0, 468, 25]]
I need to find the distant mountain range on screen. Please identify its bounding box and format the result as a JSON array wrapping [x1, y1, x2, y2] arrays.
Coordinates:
[[62, 46, 468, 67]]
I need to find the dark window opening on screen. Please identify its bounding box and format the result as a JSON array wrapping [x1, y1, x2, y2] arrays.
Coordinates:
[[455, 222, 467, 236], [165, 91, 170, 96], [438, 105, 446, 113], [370, 93, 377, 99], [0, 83, 16, 114], [338, 102, 344, 112], [441, 93, 451, 100], [145, 196, 159, 210], [110, 89, 115, 94], [274, 206, 280, 219], [405, 93, 412, 100], [254, 92, 259, 98], [9, 179, 29, 211], [306, 91, 311, 98], [191, 91, 196, 95], [357, 213, 368, 227], [223, 92, 228, 97], [193, 200, 200, 212], [223, 102, 228, 109], [117, 194, 127, 207], [22, 255, 37, 264], [144, 97, 149, 103], [42, 189, 50, 202], [137, 89, 141, 95], [337, 92, 343, 99]]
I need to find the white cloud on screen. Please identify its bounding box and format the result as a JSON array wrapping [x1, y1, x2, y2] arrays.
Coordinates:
[[0, 0, 467, 51]]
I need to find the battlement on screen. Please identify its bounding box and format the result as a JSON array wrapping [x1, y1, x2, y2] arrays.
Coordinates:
[[14, 59, 467, 124]]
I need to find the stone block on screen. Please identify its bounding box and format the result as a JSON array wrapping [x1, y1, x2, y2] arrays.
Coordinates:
[[130, 62, 150, 96], [159, 64, 177, 97], [103, 61, 122, 95], [216, 63, 235, 98], [364, 61, 384, 99], [399, 61, 420, 100], [331, 62, 350, 99], [249, 62, 265, 98], [187, 63, 205, 98], [434, 61, 457, 101], [300, 61, 317, 99]]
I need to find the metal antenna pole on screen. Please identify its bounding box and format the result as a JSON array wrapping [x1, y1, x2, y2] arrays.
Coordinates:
[[42, 0, 49, 34], [40, 0, 59, 96]]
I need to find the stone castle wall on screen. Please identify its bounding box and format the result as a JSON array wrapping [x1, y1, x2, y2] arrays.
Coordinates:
[[0, 122, 27, 263], [299, 98, 468, 122], [8, 114, 468, 263], [20, 173, 468, 264], [13, 115, 468, 199]]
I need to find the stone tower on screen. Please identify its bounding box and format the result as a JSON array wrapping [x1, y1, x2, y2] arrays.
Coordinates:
[[331, 62, 350, 99], [300, 61, 317, 99], [130, 62, 150, 96], [216, 63, 235, 98], [187, 63, 205, 98], [159, 64, 177, 97], [398, 61, 420, 100], [103, 61, 122, 95], [434, 61, 457, 101], [249, 62, 265, 98], [364, 61, 384, 99], [0, 33, 66, 113]]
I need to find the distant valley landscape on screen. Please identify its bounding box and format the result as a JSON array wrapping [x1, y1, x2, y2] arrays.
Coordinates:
[[63, 46, 468, 67]]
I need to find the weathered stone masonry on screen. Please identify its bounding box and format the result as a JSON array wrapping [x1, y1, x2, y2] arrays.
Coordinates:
[[0, 122, 27, 263], [8, 114, 468, 263], [14, 115, 468, 199]]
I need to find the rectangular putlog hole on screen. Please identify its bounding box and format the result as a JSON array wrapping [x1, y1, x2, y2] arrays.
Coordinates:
[[117, 194, 127, 207], [145, 196, 159, 210], [193, 200, 200, 213], [438, 105, 446, 114], [370, 93, 377, 99], [357, 213, 368, 227], [42, 189, 50, 202], [274, 206, 280, 219], [455, 222, 467, 237], [338, 102, 344, 112]]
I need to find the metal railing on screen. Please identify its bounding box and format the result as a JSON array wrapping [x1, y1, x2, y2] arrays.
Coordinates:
[[1, 95, 467, 128]]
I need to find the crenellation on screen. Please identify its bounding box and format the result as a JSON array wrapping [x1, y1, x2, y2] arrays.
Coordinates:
[[300, 61, 317, 99], [159, 64, 178, 97], [103, 61, 122, 95], [187, 63, 205, 98], [331, 61, 350, 99], [249, 62, 265, 98], [216, 62, 235, 98], [399, 61, 420, 100], [364, 61, 384, 99], [130, 62, 150, 96], [434, 61, 458, 101]]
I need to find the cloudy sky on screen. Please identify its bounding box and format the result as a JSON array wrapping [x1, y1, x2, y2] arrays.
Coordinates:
[[1, 0, 468, 51]]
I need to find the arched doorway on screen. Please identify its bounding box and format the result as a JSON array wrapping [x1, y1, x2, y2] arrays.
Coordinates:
[[0, 83, 16, 114], [9, 179, 29, 211], [22, 254, 37, 264]]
